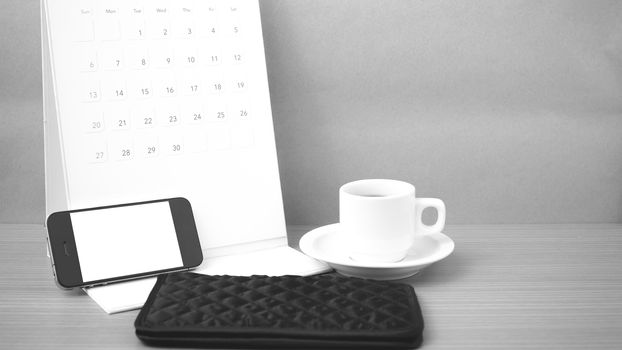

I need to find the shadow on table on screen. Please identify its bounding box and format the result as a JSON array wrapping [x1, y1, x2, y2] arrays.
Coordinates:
[[404, 250, 468, 285]]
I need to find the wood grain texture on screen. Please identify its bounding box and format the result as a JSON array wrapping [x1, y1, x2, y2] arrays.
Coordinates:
[[1, 224, 621, 349]]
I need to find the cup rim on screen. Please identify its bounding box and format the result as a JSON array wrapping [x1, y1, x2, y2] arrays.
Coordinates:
[[339, 179, 415, 200]]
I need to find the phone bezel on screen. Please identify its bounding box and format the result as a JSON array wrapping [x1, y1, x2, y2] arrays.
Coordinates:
[[46, 197, 203, 289]]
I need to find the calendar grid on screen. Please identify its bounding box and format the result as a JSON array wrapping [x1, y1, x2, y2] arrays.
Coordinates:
[[69, 1, 255, 163]]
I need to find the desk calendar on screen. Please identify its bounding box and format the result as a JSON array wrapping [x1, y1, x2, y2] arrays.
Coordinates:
[[42, 0, 287, 253]]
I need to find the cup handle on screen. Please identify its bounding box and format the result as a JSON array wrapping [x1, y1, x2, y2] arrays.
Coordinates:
[[415, 198, 446, 235]]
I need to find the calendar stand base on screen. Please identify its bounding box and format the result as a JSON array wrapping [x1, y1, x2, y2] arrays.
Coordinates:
[[85, 245, 330, 314]]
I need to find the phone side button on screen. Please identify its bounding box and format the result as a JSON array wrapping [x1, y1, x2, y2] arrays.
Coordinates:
[[46, 237, 56, 274], [45, 237, 51, 257]]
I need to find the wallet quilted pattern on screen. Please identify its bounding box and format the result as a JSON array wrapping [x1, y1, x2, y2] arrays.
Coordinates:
[[135, 272, 424, 349]]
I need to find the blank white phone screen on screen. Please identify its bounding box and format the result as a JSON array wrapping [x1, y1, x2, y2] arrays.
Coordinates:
[[70, 202, 183, 282]]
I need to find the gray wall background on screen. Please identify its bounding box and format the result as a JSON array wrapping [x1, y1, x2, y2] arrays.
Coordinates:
[[1, 0, 621, 225]]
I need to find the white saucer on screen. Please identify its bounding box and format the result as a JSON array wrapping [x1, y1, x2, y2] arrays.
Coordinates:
[[299, 223, 455, 280]]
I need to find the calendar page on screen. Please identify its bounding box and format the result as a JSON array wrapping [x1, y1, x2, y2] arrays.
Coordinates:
[[43, 0, 286, 250]]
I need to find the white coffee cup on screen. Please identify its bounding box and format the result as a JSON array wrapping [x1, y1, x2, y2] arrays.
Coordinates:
[[339, 179, 446, 263]]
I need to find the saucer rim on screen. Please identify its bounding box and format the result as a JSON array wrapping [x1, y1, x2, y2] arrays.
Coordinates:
[[299, 223, 455, 269]]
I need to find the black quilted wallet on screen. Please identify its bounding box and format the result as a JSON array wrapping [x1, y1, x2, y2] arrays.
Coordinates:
[[135, 272, 424, 349]]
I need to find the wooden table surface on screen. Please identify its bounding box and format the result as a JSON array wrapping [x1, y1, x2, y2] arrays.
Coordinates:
[[1, 224, 621, 349]]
